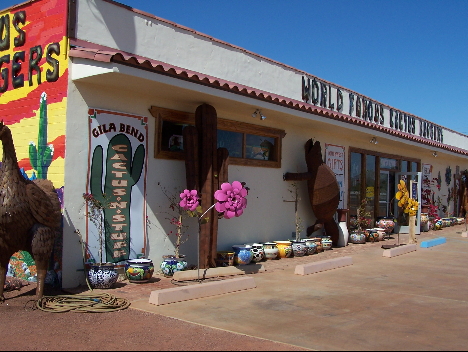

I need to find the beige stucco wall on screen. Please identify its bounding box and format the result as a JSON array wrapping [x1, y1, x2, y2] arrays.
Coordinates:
[[61, 0, 468, 288]]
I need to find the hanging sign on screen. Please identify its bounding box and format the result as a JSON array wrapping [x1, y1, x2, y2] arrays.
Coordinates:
[[325, 143, 346, 209], [87, 108, 148, 264], [422, 163, 432, 206]]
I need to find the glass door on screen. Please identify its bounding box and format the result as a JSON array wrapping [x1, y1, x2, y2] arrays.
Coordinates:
[[379, 171, 390, 217], [395, 172, 422, 235]]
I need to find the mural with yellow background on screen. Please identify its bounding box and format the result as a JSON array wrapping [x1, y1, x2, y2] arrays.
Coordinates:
[[1, 0, 68, 285]]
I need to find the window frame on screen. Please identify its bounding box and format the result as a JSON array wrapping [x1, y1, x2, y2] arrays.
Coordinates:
[[150, 106, 285, 168]]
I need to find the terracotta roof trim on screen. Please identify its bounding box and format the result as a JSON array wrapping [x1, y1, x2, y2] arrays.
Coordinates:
[[69, 43, 468, 157]]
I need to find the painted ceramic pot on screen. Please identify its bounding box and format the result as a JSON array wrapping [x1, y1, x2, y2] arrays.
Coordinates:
[[125, 259, 154, 283], [160, 255, 188, 277], [88, 263, 119, 289], [291, 240, 307, 257], [313, 237, 324, 253], [215, 251, 235, 267], [263, 242, 279, 260], [232, 245, 253, 265], [321, 236, 332, 250], [274, 241, 293, 258], [377, 217, 395, 234], [441, 218, 451, 227], [377, 229, 386, 241], [349, 232, 366, 244], [304, 238, 317, 255], [365, 229, 379, 242], [248, 243, 265, 262], [338, 220, 349, 247], [420, 213, 429, 232], [434, 219, 443, 230]]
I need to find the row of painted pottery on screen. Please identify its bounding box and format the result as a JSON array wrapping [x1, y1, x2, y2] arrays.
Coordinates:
[[224, 236, 332, 265]]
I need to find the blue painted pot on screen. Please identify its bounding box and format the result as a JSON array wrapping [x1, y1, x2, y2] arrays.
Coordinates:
[[160, 255, 188, 277], [232, 245, 253, 265]]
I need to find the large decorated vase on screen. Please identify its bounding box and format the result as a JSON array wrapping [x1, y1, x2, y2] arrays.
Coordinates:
[[125, 258, 154, 283]]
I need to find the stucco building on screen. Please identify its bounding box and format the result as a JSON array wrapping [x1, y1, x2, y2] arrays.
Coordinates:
[[1, 0, 467, 288]]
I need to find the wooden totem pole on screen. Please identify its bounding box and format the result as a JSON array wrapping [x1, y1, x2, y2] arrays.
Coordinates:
[[284, 139, 341, 246], [183, 104, 229, 268]]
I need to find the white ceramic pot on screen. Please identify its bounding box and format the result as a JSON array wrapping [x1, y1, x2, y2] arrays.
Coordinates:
[[338, 221, 349, 247], [262, 242, 279, 260]]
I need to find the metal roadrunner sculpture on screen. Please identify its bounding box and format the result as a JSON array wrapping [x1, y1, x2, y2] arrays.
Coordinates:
[[0, 121, 61, 302]]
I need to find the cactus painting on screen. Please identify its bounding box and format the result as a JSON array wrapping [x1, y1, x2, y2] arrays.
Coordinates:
[[29, 92, 54, 179], [90, 134, 145, 263], [87, 109, 148, 264]]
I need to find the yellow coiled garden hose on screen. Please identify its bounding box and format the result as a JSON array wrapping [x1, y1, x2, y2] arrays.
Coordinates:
[[33, 230, 130, 313], [35, 292, 131, 313]]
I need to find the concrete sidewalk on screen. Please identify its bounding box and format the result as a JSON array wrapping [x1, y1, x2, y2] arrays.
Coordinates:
[[130, 226, 468, 351]]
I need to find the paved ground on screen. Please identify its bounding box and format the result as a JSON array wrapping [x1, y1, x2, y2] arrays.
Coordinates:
[[2, 224, 468, 350]]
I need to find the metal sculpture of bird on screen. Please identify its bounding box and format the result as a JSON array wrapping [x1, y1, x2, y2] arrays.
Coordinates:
[[0, 121, 61, 302]]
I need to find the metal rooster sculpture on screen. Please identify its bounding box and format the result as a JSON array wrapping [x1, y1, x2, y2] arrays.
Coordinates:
[[0, 121, 61, 302]]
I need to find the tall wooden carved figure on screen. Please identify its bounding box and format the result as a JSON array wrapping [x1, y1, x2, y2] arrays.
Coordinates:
[[183, 104, 229, 268], [284, 139, 340, 247], [0, 122, 61, 302]]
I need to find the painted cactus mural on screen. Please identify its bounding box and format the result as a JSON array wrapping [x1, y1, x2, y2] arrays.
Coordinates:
[[29, 92, 54, 179], [90, 134, 145, 263]]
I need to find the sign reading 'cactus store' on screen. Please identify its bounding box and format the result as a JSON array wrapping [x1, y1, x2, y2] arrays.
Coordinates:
[[87, 109, 148, 264]]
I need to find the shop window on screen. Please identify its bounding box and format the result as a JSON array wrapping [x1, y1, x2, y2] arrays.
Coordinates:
[[150, 106, 284, 168], [349, 147, 420, 221]]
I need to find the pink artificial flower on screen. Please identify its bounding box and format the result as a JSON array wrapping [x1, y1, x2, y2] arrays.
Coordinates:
[[214, 181, 248, 219], [179, 189, 200, 211]]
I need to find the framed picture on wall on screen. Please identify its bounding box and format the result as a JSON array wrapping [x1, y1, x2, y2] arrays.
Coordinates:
[[168, 135, 183, 151]]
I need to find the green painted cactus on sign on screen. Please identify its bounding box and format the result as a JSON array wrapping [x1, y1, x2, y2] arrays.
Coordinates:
[[90, 133, 145, 263], [29, 92, 54, 179]]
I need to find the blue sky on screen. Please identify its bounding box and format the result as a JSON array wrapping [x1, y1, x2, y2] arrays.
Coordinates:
[[3, 0, 467, 134]]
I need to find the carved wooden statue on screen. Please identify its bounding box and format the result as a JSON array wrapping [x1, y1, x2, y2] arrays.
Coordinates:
[[0, 121, 61, 302], [183, 104, 229, 268], [284, 139, 340, 246]]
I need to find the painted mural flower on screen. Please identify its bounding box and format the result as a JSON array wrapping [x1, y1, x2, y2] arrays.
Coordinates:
[[214, 181, 248, 219], [179, 189, 200, 212]]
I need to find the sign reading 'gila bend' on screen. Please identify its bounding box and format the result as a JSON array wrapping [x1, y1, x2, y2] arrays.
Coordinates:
[[301, 76, 443, 143]]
